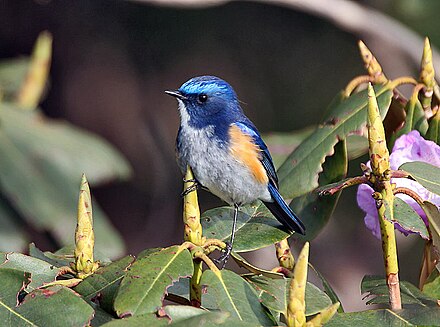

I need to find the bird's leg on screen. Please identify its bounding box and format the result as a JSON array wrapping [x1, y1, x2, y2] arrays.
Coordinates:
[[215, 203, 239, 269]]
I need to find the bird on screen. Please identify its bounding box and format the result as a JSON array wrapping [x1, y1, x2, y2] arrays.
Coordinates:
[[166, 76, 305, 266]]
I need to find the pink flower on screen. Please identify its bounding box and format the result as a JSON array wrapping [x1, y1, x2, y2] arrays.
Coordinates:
[[357, 130, 440, 239]]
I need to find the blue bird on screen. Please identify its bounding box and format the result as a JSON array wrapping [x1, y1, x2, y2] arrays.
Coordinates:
[[166, 76, 305, 266]]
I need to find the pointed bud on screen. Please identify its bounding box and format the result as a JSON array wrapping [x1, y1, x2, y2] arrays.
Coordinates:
[[358, 41, 387, 84], [183, 166, 203, 246], [74, 174, 99, 279], [286, 242, 309, 327], [16, 31, 52, 109], [306, 302, 340, 326], [420, 37, 435, 90], [420, 37, 435, 110], [275, 238, 294, 270], [367, 84, 390, 177]]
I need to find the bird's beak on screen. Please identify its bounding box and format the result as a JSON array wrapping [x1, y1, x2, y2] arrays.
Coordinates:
[[165, 89, 187, 100]]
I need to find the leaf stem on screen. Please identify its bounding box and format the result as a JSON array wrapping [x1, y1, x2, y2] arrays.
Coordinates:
[[319, 176, 368, 195], [343, 75, 374, 97], [190, 260, 203, 307], [193, 251, 220, 274], [388, 76, 418, 89], [376, 187, 402, 310], [271, 266, 293, 278], [367, 84, 402, 310], [393, 187, 424, 206], [202, 238, 227, 255]]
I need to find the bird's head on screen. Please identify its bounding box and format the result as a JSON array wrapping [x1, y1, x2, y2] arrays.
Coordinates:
[[166, 76, 242, 128]]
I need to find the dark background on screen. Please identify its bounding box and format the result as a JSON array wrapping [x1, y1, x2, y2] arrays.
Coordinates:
[[0, 0, 435, 311]]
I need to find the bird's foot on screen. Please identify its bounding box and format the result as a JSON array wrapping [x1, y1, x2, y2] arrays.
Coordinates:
[[214, 241, 233, 269]]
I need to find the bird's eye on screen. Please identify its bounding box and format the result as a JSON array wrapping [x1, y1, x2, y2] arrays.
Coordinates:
[[197, 94, 208, 103]]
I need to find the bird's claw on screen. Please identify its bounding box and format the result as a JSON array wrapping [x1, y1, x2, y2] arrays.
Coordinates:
[[181, 183, 199, 197], [183, 177, 198, 183], [214, 241, 233, 269], [181, 179, 210, 197]]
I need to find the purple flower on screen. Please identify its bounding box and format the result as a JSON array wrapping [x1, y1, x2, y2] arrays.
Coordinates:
[[357, 130, 440, 239]]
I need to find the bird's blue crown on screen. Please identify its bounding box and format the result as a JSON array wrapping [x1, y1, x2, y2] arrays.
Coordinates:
[[179, 76, 236, 99]]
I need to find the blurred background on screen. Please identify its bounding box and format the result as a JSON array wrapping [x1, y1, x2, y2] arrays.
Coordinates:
[[0, 0, 438, 311]]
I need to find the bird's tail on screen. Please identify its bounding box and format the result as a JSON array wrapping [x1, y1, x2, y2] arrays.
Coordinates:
[[263, 183, 305, 235]]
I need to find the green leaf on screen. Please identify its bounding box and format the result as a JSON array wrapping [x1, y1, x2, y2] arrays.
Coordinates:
[[292, 139, 348, 241], [167, 277, 222, 313], [327, 306, 440, 326], [395, 98, 428, 139], [426, 111, 440, 144], [200, 270, 275, 325], [309, 263, 344, 313], [277, 85, 392, 198], [166, 277, 191, 299], [0, 253, 60, 291], [346, 134, 369, 160], [100, 313, 167, 327], [74, 255, 135, 313], [167, 310, 254, 327], [422, 269, 440, 299], [114, 246, 193, 317], [400, 161, 440, 196], [28, 243, 73, 268], [202, 203, 289, 252], [0, 104, 131, 185], [263, 126, 315, 167], [231, 253, 285, 279], [163, 305, 227, 323], [420, 201, 440, 266], [244, 275, 332, 316], [325, 309, 412, 327], [101, 307, 253, 327], [0, 58, 29, 99], [361, 275, 438, 306], [0, 198, 27, 252], [304, 282, 334, 316], [0, 104, 129, 258], [4, 285, 94, 327], [137, 248, 162, 259], [90, 306, 115, 326], [163, 305, 251, 327], [0, 270, 94, 327], [0, 268, 30, 308], [392, 198, 429, 239], [242, 275, 287, 313], [48, 244, 111, 265], [264, 128, 367, 167], [397, 305, 440, 325]]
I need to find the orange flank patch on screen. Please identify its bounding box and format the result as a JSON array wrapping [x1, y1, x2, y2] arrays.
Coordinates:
[[228, 125, 269, 184]]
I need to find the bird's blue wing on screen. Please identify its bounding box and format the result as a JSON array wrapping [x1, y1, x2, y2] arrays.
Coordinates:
[[232, 121, 278, 187], [232, 121, 305, 234]]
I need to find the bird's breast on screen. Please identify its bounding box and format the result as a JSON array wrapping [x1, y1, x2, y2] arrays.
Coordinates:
[[176, 124, 271, 205]]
